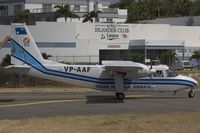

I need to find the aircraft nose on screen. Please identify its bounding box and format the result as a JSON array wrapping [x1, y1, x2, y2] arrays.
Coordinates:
[[192, 78, 198, 86], [185, 76, 198, 87], [178, 75, 198, 87]]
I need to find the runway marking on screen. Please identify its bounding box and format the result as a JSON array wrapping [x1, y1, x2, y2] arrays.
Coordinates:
[[0, 99, 85, 108], [0, 95, 152, 108]]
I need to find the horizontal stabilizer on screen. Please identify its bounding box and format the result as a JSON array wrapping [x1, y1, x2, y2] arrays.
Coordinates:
[[0, 35, 12, 49], [5, 65, 31, 74]]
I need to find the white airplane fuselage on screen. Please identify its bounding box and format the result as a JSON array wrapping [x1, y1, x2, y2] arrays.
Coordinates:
[[23, 62, 197, 92]]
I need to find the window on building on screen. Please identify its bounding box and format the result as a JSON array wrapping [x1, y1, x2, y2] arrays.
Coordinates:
[[0, 5, 8, 16], [74, 5, 80, 12], [107, 18, 113, 23], [14, 4, 22, 15], [184, 49, 187, 53], [42, 4, 52, 12]]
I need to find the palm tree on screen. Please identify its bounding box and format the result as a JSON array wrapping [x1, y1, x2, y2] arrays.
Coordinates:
[[82, 10, 102, 23], [130, 53, 144, 63], [159, 50, 176, 66], [54, 4, 79, 22], [13, 9, 35, 25], [190, 50, 200, 69]]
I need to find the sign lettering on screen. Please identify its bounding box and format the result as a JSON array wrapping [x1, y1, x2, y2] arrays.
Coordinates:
[[64, 66, 91, 73]]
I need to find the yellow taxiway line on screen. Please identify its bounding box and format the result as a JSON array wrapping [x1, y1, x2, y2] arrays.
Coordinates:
[[0, 99, 85, 108], [0, 94, 152, 108]]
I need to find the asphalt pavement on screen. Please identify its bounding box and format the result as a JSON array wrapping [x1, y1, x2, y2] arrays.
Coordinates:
[[0, 91, 199, 119]]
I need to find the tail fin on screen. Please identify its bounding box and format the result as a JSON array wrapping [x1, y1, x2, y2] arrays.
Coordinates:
[[10, 23, 46, 65]]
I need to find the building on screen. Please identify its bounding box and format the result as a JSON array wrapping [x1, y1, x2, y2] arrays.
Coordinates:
[[0, 0, 127, 24], [1, 22, 200, 65], [141, 16, 200, 26]]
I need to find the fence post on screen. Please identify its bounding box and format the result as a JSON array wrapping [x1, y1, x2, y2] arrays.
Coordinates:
[[89, 55, 91, 63], [73, 55, 75, 64]]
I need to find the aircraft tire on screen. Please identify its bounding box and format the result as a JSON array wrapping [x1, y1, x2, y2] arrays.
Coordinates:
[[188, 89, 195, 98], [116, 93, 125, 100]]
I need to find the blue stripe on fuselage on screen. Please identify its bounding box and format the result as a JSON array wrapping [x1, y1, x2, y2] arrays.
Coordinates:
[[10, 39, 196, 87]]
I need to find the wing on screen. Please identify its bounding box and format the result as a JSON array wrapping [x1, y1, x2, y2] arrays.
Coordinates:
[[102, 60, 150, 80]]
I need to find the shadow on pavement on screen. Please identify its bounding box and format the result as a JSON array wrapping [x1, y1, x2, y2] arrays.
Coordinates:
[[0, 99, 15, 103]]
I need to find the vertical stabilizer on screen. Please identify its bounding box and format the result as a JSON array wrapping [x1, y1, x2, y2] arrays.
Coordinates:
[[10, 23, 46, 65]]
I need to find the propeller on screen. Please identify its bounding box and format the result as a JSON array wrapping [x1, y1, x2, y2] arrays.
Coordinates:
[[149, 59, 156, 75]]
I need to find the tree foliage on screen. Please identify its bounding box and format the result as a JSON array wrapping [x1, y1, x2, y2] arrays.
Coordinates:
[[110, 0, 200, 23], [190, 50, 200, 61], [159, 50, 176, 66], [82, 10, 102, 23], [54, 4, 79, 22], [13, 9, 35, 25], [190, 50, 200, 69], [130, 53, 145, 63], [1, 54, 11, 66]]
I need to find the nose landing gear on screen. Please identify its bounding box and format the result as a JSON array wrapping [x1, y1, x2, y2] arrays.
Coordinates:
[[188, 88, 195, 98]]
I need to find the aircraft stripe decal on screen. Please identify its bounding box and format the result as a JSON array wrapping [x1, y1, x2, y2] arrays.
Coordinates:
[[10, 39, 196, 87]]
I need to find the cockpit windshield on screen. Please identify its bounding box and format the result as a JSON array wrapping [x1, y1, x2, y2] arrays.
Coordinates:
[[152, 69, 177, 77], [167, 69, 178, 77]]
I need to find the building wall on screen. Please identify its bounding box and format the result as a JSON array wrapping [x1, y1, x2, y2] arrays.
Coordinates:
[[1, 22, 200, 63], [25, 4, 42, 10], [129, 24, 170, 40]]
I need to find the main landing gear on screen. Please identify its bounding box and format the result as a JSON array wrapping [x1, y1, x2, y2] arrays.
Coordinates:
[[116, 93, 125, 100], [114, 72, 125, 101], [188, 88, 195, 98]]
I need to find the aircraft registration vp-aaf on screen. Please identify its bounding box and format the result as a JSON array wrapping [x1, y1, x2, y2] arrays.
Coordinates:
[[0, 23, 198, 100]]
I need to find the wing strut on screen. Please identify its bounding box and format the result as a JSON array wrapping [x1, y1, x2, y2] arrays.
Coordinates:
[[114, 72, 125, 101]]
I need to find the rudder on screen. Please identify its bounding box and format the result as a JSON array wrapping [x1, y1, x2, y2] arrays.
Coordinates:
[[10, 23, 46, 65]]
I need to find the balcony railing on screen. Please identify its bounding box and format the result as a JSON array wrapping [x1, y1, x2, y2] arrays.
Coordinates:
[[29, 7, 120, 14], [29, 8, 54, 13], [101, 8, 118, 13]]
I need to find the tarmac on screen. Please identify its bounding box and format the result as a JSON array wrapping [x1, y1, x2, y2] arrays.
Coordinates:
[[0, 91, 199, 119]]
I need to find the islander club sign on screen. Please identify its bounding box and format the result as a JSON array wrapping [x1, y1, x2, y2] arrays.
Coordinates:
[[95, 24, 129, 41]]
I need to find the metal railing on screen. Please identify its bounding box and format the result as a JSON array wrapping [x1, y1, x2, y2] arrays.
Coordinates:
[[101, 8, 118, 13], [29, 8, 54, 13], [29, 7, 119, 14]]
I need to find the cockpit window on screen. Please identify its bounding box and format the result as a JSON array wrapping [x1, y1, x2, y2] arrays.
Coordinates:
[[167, 69, 177, 77], [153, 70, 164, 77]]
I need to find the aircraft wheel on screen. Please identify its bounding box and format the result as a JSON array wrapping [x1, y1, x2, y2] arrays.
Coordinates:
[[188, 89, 195, 98], [116, 93, 125, 101]]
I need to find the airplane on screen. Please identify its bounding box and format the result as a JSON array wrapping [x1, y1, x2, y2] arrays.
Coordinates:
[[0, 23, 198, 101]]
